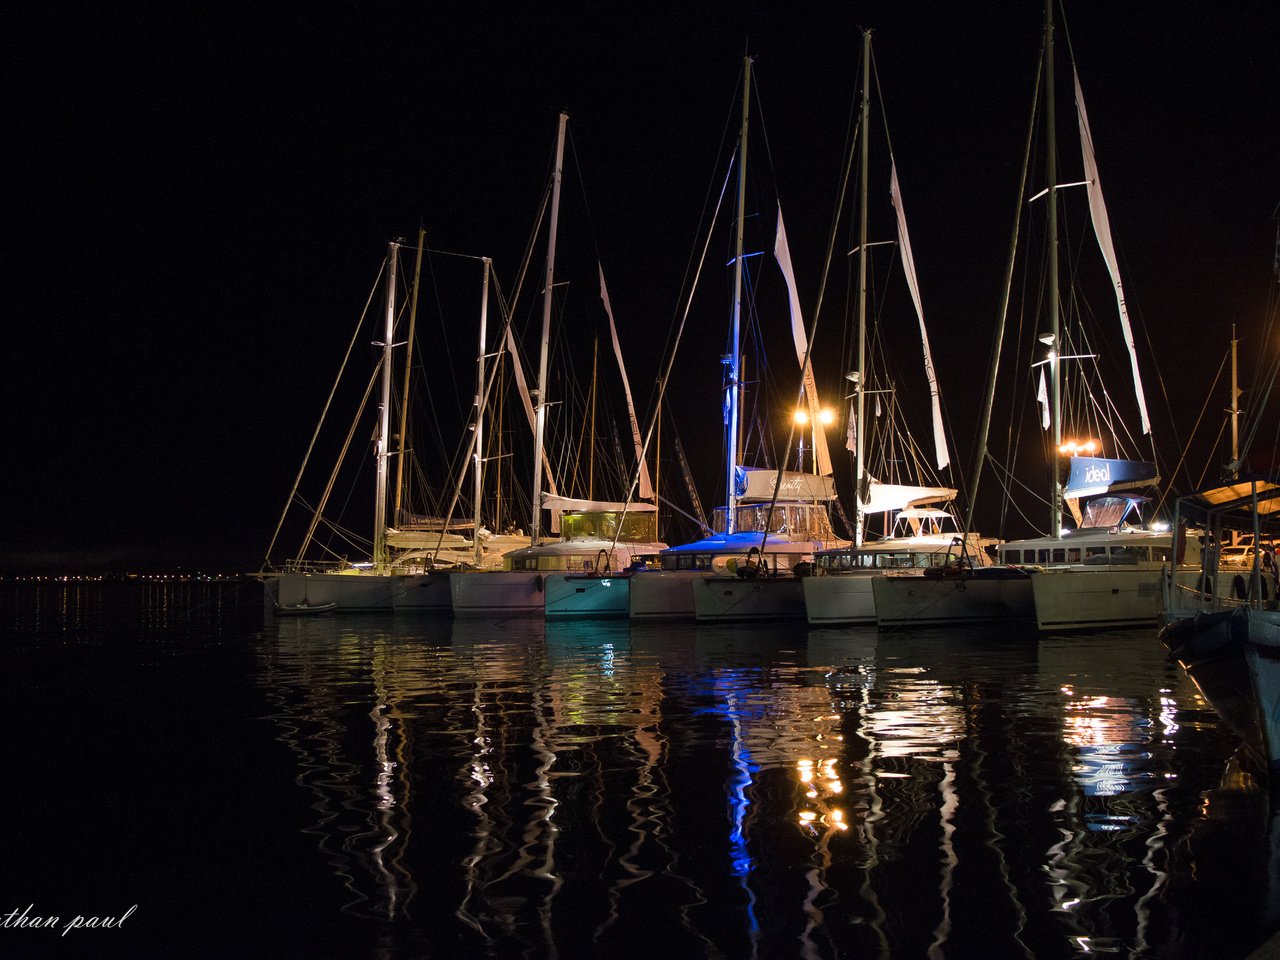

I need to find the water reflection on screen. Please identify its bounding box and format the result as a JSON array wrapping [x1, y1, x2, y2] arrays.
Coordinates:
[[252, 615, 1279, 958]]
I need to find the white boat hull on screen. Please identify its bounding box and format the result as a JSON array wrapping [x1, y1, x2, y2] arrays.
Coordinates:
[[544, 574, 630, 619], [450, 570, 545, 616], [692, 576, 806, 622], [803, 574, 877, 625], [271, 571, 394, 612], [872, 571, 1034, 627], [1033, 566, 1196, 631]]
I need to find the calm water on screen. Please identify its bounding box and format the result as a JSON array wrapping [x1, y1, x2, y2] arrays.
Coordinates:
[[2, 580, 1277, 959]]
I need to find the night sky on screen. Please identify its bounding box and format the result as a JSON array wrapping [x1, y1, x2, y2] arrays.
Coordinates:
[[6, 2, 1278, 575]]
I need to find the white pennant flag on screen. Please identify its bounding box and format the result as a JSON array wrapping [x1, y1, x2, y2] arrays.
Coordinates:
[[1037, 369, 1050, 431]]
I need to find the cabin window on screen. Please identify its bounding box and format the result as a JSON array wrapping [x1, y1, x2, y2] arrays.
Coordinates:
[[1052, 549, 1066, 563], [1037, 549, 1051, 564], [1151, 547, 1171, 562], [1067, 548, 1081, 563], [1085, 546, 1107, 560]]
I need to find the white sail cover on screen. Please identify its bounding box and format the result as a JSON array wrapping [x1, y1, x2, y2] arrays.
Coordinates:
[[859, 480, 957, 516], [598, 264, 654, 499], [775, 205, 833, 476], [889, 161, 949, 469], [1074, 69, 1151, 435]]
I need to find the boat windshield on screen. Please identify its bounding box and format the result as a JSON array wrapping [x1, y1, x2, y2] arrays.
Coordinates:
[[711, 503, 835, 540], [560, 510, 658, 543]]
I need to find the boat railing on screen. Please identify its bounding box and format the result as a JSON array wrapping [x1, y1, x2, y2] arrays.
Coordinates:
[[280, 559, 362, 575]]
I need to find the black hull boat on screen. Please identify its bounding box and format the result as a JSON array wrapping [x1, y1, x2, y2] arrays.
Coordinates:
[[1161, 608, 1267, 770], [1161, 606, 1280, 779]]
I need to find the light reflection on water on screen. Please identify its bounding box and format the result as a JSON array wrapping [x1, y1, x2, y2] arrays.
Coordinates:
[[251, 615, 1280, 959]]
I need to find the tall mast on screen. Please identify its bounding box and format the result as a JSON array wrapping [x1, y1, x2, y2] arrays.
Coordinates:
[[725, 57, 752, 534], [394, 228, 425, 524], [473, 257, 491, 565], [373, 241, 399, 574], [531, 112, 569, 544], [1046, 0, 1063, 536], [854, 30, 871, 547], [1230, 323, 1240, 480]]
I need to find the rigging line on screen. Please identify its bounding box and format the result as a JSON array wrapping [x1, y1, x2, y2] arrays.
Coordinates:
[[1187, 419, 1228, 491], [965, 47, 1043, 538], [646, 65, 751, 420], [761, 37, 868, 548], [603, 138, 738, 555], [300, 361, 382, 559], [1238, 347, 1280, 470], [262, 259, 386, 570], [422, 245, 464, 426], [421, 247, 488, 262], [423, 281, 532, 562], [1152, 350, 1228, 519]]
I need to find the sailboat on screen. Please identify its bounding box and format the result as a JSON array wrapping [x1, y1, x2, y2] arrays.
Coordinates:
[[797, 29, 999, 627], [259, 239, 417, 612], [258, 232, 531, 614], [627, 57, 847, 624], [872, 0, 1201, 630], [391, 254, 537, 612], [449, 113, 667, 618]]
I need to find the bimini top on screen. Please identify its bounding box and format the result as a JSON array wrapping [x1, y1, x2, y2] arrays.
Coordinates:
[[542, 496, 657, 513], [662, 531, 819, 555], [1062, 457, 1158, 500], [733, 467, 836, 502]]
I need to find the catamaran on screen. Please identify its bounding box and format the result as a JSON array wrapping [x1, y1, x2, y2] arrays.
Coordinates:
[[449, 114, 666, 617], [872, 0, 1200, 630]]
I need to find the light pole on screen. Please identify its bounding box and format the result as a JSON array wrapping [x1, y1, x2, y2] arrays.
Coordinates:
[[794, 407, 836, 475]]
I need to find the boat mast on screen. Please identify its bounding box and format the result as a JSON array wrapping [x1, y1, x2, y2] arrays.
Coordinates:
[[854, 30, 871, 547], [374, 241, 399, 574], [1045, 0, 1063, 537], [531, 112, 569, 544], [725, 57, 752, 535], [394, 228, 425, 526], [473, 257, 491, 565], [1231, 323, 1240, 480]]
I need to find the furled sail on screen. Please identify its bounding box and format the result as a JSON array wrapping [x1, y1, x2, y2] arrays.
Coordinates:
[[598, 264, 654, 499], [504, 324, 560, 522], [889, 161, 949, 469], [1074, 69, 1151, 435], [775, 205, 833, 476]]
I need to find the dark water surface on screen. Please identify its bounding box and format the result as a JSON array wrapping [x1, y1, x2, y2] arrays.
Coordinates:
[[2, 580, 1277, 959]]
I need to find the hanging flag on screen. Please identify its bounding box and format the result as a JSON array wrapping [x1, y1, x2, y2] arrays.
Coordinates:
[[775, 204, 833, 476], [890, 160, 950, 469], [1037, 369, 1050, 431], [846, 401, 857, 452], [1075, 69, 1151, 436]]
